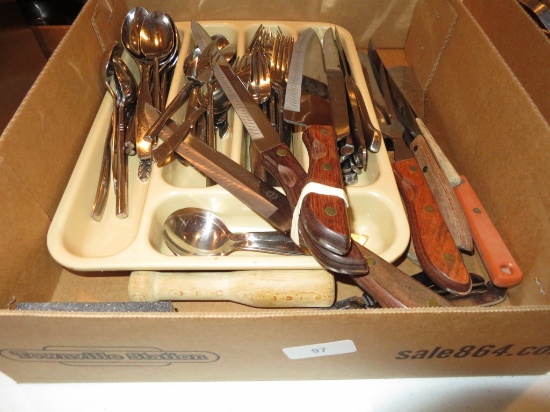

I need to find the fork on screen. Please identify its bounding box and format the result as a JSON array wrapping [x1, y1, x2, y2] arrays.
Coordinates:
[[269, 30, 294, 145]]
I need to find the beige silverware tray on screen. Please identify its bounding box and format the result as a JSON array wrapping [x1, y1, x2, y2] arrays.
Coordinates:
[[47, 20, 410, 271]]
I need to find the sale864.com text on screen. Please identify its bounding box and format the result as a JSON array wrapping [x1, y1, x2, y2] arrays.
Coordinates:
[[395, 344, 550, 360]]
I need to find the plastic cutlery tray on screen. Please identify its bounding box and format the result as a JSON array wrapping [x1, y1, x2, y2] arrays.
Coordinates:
[[47, 21, 410, 271]]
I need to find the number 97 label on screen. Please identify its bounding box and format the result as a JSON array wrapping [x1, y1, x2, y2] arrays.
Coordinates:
[[283, 340, 357, 360]]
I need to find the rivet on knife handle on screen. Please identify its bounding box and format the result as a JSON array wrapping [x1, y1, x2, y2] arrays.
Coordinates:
[[392, 158, 472, 294], [411, 134, 473, 252]]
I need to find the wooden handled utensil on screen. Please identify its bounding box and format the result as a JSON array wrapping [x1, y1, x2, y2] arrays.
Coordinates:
[[128, 270, 335, 308]]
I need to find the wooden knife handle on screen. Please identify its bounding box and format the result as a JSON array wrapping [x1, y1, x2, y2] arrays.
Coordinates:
[[298, 221, 451, 308], [392, 157, 472, 294], [128, 270, 335, 308], [454, 176, 523, 287], [260, 142, 308, 208], [299, 124, 352, 255], [415, 117, 462, 186], [354, 243, 452, 308], [411, 134, 473, 252]]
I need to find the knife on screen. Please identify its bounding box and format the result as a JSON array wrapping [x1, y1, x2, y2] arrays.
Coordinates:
[[282, 28, 352, 255], [383, 65, 473, 253], [189, 22, 455, 308], [415, 118, 523, 288], [322, 28, 350, 143], [334, 28, 382, 156], [371, 54, 472, 295], [142, 103, 294, 234], [193, 22, 351, 256]]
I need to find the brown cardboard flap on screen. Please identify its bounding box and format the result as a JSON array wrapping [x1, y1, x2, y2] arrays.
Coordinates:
[[404, 0, 458, 91], [127, 0, 416, 49], [463, 0, 550, 124]]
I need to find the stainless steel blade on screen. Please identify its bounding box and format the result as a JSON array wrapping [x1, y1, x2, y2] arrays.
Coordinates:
[[322, 28, 350, 141], [191, 21, 282, 153]]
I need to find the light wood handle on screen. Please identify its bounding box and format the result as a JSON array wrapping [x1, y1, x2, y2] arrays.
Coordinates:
[[128, 270, 335, 308], [415, 117, 462, 187], [411, 134, 473, 252]]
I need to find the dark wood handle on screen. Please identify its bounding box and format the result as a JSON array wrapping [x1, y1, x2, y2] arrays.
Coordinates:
[[299, 124, 352, 255], [260, 142, 308, 210], [354, 243, 452, 308], [300, 224, 451, 308], [411, 134, 473, 252], [392, 157, 472, 294], [176, 136, 294, 235]]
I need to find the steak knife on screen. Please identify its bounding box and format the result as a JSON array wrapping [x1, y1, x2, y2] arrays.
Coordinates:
[[372, 55, 472, 295], [283, 28, 352, 255], [415, 118, 523, 288], [383, 65, 473, 253]]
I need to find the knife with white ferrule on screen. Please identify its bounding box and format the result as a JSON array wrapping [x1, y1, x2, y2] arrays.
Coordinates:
[[283, 28, 352, 256], [193, 22, 351, 256]]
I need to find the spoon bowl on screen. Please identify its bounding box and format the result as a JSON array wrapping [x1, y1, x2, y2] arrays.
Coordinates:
[[121, 7, 148, 62], [140, 10, 175, 108], [163, 208, 305, 256]]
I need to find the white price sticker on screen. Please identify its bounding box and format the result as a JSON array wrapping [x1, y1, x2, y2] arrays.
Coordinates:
[[282, 340, 356, 360]]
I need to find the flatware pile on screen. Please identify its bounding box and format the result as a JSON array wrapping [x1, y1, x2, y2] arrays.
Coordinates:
[[87, 13, 521, 309]]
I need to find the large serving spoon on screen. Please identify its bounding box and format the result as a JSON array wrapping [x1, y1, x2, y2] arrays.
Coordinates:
[[140, 10, 175, 109], [163, 208, 306, 256]]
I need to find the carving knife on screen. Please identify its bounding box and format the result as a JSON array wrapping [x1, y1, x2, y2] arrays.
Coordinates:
[[415, 118, 523, 288], [282, 27, 352, 255], [371, 53, 472, 295], [189, 22, 452, 308], [377, 63, 522, 288]]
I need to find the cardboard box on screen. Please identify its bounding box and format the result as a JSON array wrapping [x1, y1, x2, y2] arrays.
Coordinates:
[[0, 0, 549, 383]]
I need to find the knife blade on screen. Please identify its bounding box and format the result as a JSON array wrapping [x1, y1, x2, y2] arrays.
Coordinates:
[[383, 65, 473, 253], [283, 28, 352, 256], [370, 52, 471, 295], [334, 28, 382, 156], [325, 27, 366, 177], [322, 28, 350, 142]]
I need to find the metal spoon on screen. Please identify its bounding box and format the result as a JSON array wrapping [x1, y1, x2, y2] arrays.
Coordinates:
[[163, 208, 306, 256], [121, 7, 155, 181], [140, 10, 175, 109]]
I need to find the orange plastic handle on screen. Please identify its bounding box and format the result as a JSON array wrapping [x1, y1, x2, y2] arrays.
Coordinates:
[[454, 176, 523, 288]]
